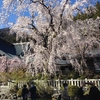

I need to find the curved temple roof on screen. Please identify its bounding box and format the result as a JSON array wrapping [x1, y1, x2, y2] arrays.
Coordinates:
[[0, 38, 29, 58]]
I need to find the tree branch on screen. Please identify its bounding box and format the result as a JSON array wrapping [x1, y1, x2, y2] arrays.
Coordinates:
[[30, 0, 57, 34], [58, 0, 68, 34]]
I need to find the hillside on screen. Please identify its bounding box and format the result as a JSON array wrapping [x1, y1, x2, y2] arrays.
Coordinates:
[[0, 28, 16, 43], [74, 1, 100, 20], [0, 28, 30, 43]]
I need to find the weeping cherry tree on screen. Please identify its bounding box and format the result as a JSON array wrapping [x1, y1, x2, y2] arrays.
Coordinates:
[[0, 0, 99, 76]]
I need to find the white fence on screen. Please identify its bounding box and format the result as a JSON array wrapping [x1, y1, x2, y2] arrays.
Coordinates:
[[47, 78, 100, 90], [7, 78, 100, 90]]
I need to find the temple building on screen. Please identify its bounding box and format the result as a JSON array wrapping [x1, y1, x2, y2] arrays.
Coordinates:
[[0, 37, 29, 58], [0, 37, 100, 73]]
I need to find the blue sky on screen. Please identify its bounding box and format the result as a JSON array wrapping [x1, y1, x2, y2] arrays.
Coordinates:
[[0, 0, 76, 26], [0, 0, 99, 29], [0, 0, 17, 28], [0, 0, 31, 28]]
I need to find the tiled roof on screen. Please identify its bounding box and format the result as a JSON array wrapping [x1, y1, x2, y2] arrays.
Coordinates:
[[55, 59, 70, 66], [0, 38, 29, 58]]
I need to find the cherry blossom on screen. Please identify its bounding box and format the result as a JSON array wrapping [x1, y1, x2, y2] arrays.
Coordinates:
[[0, 0, 99, 76]]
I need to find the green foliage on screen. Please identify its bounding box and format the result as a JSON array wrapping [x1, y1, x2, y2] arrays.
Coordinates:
[[36, 83, 54, 98], [73, 1, 100, 21], [83, 86, 90, 95], [67, 71, 79, 79], [93, 74, 100, 79], [60, 85, 79, 98], [9, 88, 16, 94], [9, 84, 19, 94], [53, 33, 57, 38], [17, 88, 22, 97], [41, 75, 49, 80], [78, 74, 87, 79], [68, 85, 79, 97], [0, 67, 29, 82], [31, 73, 50, 80], [56, 71, 80, 80], [33, 73, 43, 79]]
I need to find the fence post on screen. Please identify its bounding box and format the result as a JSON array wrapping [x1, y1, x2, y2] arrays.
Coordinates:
[[85, 78, 88, 83], [58, 79, 60, 90], [71, 78, 73, 85]]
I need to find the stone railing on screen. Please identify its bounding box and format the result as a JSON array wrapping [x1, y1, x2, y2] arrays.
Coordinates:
[[7, 78, 100, 90]]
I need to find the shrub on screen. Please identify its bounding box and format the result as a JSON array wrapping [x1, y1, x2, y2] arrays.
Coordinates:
[[68, 85, 79, 97], [17, 88, 22, 97], [9, 84, 19, 94], [9, 88, 16, 94], [36, 84, 54, 98]]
